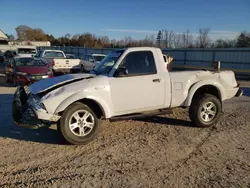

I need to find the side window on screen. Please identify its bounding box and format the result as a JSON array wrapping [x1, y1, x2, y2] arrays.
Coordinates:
[[119, 51, 157, 76], [89, 55, 94, 62]]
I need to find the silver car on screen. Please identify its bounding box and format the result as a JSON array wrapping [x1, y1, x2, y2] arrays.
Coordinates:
[[80, 54, 106, 72]]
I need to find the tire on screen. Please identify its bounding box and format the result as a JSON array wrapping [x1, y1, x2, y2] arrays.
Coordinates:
[[81, 65, 85, 73], [59, 102, 100, 145], [189, 94, 222, 127], [5, 75, 10, 83], [13, 77, 17, 87]]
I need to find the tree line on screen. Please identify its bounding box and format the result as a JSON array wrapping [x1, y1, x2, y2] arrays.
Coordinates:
[[6, 25, 250, 48]]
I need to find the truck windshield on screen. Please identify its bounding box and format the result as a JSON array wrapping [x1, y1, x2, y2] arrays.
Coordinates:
[[17, 48, 36, 54], [44, 51, 64, 58], [92, 50, 124, 75]]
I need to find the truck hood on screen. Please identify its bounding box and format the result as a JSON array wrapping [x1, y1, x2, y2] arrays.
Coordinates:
[[29, 73, 95, 95]]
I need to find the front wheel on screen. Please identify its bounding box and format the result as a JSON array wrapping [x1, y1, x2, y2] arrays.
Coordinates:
[[13, 76, 17, 87], [189, 94, 222, 127], [80, 65, 85, 73], [5, 75, 10, 83], [59, 102, 100, 145]]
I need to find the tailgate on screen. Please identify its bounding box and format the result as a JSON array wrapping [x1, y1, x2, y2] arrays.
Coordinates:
[[53, 59, 80, 69]]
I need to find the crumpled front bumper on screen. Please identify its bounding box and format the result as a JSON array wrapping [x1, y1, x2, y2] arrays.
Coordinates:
[[12, 86, 60, 129]]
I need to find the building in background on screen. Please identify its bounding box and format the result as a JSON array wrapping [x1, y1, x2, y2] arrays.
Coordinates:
[[0, 28, 51, 52], [8, 41, 51, 46], [0, 29, 8, 45]]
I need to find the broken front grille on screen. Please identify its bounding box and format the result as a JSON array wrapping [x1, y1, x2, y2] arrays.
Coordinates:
[[22, 108, 36, 120]]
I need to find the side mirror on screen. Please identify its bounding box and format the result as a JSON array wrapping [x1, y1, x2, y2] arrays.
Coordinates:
[[115, 67, 128, 77], [89, 58, 94, 62]]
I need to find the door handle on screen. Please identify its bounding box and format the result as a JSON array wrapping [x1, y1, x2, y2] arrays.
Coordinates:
[[152, 79, 160, 82]]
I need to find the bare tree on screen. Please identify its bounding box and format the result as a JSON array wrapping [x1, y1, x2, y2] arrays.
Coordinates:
[[15, 25, 31, 40], [181, 29, 194, 48], [65, 33, 71, 39], [163, 30, 174, 48], [173, 33, 183, 48], [100, 36, 110, 47], [197, 28, 211, 48], [156, 30, 163, 48]]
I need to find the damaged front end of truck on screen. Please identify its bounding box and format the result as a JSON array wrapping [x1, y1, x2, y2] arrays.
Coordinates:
[[12, 73, 95, 129]]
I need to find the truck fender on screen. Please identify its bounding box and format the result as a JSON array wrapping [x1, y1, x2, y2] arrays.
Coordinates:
[[184, 80, 225, 107], [55, 92, 112, 118]]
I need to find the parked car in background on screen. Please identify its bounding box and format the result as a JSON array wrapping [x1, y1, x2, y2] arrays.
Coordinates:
[[12, 47, 242, 145], [16, 46, 37, 57], [0, 51, 4, 63], [80, 53, 106, 72], [35, 50, 81, 74], [66, 54, 77, 59], [3, 50, 17, 63], [5, 57, 53, 86]]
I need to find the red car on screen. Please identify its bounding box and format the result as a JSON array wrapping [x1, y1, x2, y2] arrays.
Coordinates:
[[5, 57, 54, 86]]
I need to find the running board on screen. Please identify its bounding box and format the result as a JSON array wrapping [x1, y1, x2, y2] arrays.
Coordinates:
[[109, 109, 173, 122]]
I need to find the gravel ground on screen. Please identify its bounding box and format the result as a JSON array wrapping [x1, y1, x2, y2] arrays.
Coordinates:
[[0, 70, 250, 188]]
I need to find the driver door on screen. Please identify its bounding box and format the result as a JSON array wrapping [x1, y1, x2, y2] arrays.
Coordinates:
[[109, 50, 165, 115]]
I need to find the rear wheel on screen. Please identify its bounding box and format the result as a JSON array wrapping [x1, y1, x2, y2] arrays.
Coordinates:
[[59, 102, 100, 145], [189, 94, 222, 127]]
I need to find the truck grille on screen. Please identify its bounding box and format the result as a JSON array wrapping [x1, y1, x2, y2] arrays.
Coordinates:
[[22, 108, 36, 120]]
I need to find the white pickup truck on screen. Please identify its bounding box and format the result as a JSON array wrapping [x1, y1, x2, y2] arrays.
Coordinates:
[[35, 50, 81, 74], [12, 47, 243, 145]]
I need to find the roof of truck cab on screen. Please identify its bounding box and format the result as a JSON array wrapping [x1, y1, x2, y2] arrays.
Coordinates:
[[111, 47, 161, 52], [42, 50, 64, 52], [125, 47, 160, 50]]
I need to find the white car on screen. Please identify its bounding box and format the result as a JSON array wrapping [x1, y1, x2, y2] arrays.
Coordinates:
[[80, 53, 106, 72], [12, 47, 243, 145]]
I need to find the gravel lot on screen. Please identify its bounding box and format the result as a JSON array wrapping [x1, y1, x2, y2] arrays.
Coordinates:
[[0, 68, 250, 188]]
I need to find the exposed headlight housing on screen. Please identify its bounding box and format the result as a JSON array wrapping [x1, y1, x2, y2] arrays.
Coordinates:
[[16, 72, 27, 76], [39, 102, 46, 110]]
